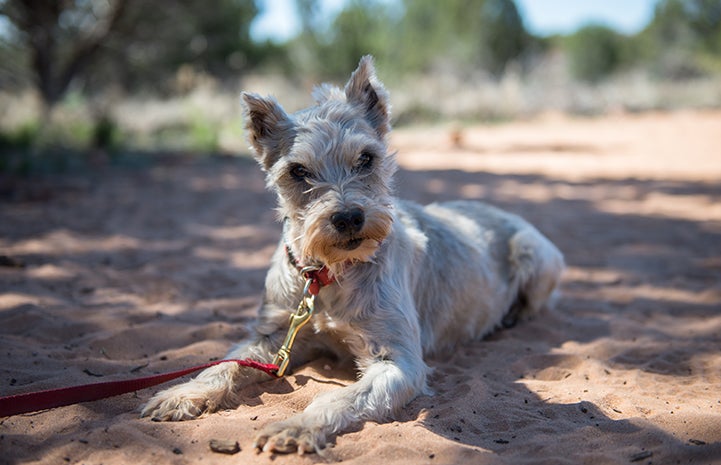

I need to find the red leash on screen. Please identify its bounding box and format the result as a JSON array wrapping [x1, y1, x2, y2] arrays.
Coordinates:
[[2, 254, 336, 418], [0, 358, 278, 418]]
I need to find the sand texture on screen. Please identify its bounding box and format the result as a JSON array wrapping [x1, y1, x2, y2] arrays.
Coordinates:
[[1, 111, 720, 464]]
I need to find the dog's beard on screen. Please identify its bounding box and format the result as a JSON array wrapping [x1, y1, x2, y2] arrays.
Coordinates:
[[298, 205, 393, 277]]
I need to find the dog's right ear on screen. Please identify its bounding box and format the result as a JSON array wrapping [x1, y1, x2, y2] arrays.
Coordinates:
[[345, 55, 391, 139], [241, 92, 296, 170]]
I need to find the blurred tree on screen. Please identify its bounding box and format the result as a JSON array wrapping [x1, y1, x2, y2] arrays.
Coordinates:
[[0, 7, 31, 90], [565, 24, 624, 82], [396, 0, 461, 70], [290, 0, 532, 79], [286, 0, 323, 75], [650, 0, 721, 52], [98, 0, 265, 92], [640, 0, 721, 78], [477, 0, 530, 76], [290, 0, 398, 79], [316, 0, 397, 77], [0, 0, 130, 108], [687, 0, 721, 53], [0, 0, 269, 107], [397, 0, 531, 76]]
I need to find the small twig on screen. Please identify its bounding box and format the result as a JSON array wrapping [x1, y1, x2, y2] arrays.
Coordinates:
[[130, 363, 149, 373], [629, 450, 652, 462]]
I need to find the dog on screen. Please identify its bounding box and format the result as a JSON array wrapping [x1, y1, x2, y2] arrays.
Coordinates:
[[141, 56, 564, 455]]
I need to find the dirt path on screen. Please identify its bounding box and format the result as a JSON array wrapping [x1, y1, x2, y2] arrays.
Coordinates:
[[1, 111, 720, 464]]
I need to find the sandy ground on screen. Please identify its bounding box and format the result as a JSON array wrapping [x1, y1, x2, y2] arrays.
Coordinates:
[[1, 110, 720, 465]]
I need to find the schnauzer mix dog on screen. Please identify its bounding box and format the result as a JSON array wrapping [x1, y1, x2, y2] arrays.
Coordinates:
[[142, 56, 564, 454]]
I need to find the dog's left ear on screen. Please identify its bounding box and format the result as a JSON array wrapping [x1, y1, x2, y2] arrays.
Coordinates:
[[345, 55, 391, 139]]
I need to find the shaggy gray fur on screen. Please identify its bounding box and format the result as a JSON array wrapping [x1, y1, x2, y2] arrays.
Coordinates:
[[141, 56, 564, 455]]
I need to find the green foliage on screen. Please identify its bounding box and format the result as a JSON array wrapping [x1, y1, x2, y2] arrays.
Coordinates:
[[0, 118, 89, 175], [298, 0, 399, 78], [87, 0, 275, 95], [396, 0, 532, 76], [395, 0, 466, 70], [0, 0, 277, 102], [639, 0, 721, 79], [188, 115, 220, 153], [565, 25, 626, 82], [0, 121, 39, 151], [291, 0, 534, 79], [92, 115, 120, 151], [108, 0, 264, 88], [477, 0, 531, 76]]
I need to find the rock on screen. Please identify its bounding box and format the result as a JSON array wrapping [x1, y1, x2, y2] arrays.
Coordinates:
[[209, 439, 240, 455]]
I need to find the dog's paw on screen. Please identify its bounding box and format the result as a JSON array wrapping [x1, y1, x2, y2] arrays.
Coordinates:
[[140, 385, 213, 421], [254, 418, 326, 455]]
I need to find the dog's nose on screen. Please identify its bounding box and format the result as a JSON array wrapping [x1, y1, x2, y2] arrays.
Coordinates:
[[331, 208, 365, 234]]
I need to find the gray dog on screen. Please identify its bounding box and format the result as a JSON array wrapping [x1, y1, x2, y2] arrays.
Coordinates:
[[141, 56, 564, 455]]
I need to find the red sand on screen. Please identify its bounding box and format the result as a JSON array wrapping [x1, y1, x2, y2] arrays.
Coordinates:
[[1, 111, 720, 464]]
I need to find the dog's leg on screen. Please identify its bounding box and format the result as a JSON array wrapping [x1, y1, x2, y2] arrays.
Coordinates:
[[254, 353, 428, 454], [141, 293, 328, 421], [140, 334, 284, 421]]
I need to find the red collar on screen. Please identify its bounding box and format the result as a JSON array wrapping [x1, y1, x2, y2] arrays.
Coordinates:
[[285, 246, 335, 295]]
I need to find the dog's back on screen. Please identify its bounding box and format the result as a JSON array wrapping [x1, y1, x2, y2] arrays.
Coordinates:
[[395, 199, 564, 356]]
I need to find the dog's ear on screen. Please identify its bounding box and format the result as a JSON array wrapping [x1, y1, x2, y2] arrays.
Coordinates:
[[344, 55, 391, 139], [241, 92, 296, 170]]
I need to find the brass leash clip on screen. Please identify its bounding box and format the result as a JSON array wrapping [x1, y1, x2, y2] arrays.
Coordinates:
[[271, 266, 320, 377]]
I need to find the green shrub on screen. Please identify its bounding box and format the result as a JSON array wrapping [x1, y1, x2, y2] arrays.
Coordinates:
[[566, 25, 625, 83], [92, 115, 121, 151], [0, 121, 40, 150], [189, 115, 219, 152]]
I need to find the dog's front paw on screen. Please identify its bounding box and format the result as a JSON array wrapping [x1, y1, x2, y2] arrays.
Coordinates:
[[254, 417, 326, 455], [140, 385, 214, 421]]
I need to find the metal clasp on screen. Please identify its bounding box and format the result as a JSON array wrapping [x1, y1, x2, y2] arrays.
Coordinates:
[[271, 267, 320, 377]]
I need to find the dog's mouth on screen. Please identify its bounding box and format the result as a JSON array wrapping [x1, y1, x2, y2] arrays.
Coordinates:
[[338, 237, 364, 251]]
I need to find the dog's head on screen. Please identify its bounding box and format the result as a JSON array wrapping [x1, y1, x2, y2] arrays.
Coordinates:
[[241, 56, 395, 273]]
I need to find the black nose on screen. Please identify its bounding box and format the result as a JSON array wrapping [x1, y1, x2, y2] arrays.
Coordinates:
[[331, 208, 365, 234]]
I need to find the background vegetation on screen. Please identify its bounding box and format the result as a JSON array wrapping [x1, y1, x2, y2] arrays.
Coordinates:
[[1, 0, 720, 173]]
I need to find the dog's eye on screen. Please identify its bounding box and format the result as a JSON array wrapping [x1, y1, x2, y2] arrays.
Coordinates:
[[289, 164, 310, 181], [355, 151, 375, 173]]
